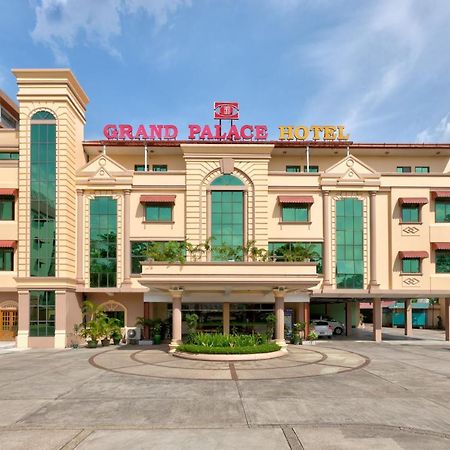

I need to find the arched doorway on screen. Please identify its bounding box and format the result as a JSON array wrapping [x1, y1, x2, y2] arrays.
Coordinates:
[[0, 301, 18, 341], [99, 301, 127, 327]]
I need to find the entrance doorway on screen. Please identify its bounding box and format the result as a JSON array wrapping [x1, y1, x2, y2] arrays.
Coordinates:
[[0, 309, 17, 341]]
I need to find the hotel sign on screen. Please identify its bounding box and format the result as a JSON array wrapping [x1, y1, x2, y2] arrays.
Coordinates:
[[103, 101, 350, 141]]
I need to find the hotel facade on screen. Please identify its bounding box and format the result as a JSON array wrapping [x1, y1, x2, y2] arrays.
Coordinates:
[[0, 69, 449, 349]]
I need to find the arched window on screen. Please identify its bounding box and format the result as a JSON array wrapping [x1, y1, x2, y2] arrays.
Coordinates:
[[30, 110, 56, 276], [210, 174, 244, 261]]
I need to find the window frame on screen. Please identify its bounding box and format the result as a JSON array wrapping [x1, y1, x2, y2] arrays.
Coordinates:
[[401, 204, 421, 223], [286, 165, 301, 173], [396, 166, 411, 173], [436, 250, 450, 273], [415, 166, 430, 173], [134, 164, 146, 172], [304, 165, 319, 173], [401, 257, 421, 274], [152, 164, 168, 172], [144, 203, 173, 222], [29, 291, 55, 337], [0, 248, 14, 271], [435, 199, 450, 223], [0, 196, 14, 220], [280, 203, 310, 223]]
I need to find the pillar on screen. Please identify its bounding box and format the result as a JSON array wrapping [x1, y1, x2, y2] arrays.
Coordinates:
[[304, 302, 310, 338], [169, 289, 183, 352], [143, 302, 154, 340], [404, 299, 413, 337], [445, 298, 450, 342], [76, 189, 84, 284], [55, 290, 68, 349], [223, 302, 230, 335], [369, 191, 378, 287], [295, 303, 304, 323], [273, 289, 287, 350], [16, 290, 29, 349], [322, 191, 332, 287], [373, 298, 382, 342], [122, 189, 131, 285], [345, 302, 353, 336]]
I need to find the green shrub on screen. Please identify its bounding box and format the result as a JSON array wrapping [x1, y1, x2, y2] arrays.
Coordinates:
[[176, 343, 280, 354], [185, 332, 269, 347]]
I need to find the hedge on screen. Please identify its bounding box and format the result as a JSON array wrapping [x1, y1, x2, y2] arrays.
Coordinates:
[[176, 343, 281, 354]]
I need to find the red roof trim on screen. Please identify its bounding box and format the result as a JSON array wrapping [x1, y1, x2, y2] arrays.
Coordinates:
[[432, 242, 450, 250], [399, 251, 429, 259], [0, 240, 16, 249], [278, 195, 314, 204], [398, 197, 428, 205], [0, 188, 18, 196], [140, 195, 176, 203], [431, 191, 450, 199]]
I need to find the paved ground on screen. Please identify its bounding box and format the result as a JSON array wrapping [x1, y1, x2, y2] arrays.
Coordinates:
[[0, 327, 449, 449]]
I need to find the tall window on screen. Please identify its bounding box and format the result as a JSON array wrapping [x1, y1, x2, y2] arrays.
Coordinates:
[[90, 197, 117, 287], [29, 291, 55, 337], [211, 174, 244, 261], [30, 111, 56, 276], [0, 196, 14, 220], [436, 200, 450, 223], [336, 198, 364, 289]]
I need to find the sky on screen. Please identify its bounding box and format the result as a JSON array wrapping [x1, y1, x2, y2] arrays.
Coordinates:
[[1, 0, 450, 142]]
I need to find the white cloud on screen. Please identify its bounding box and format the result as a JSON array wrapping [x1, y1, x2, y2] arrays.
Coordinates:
[[30, 0, 191, 65], [416, 115, 450, 143], [288, 0, 450, 140]]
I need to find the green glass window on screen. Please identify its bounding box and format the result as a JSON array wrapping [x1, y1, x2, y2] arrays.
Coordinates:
[[401, 205, 420, 222], [0, 196, 14, 220], [396, 166, 411, 173], [281, 204, 309, 222], [0, 248, 13, 271], [415, 166, 430, 173], [90, 197, 117, 288], [152, 164, 168, 172], [336, 198, 364, 289], [0, 152, 19, 160], [29, 291, 55, 337], [304, 165, 319, 173], [286, 165, 300, 173], [210, 174, 244, 186], [134, 164, 146, 172], [131, 241, 184, 273], [435, 200, 450, 223], [436, 250, 450, 273], [145, 203, 173, 222], [402, 258, 420, 273], [30, 111, 56, 277], [268, 242, 322, 273]]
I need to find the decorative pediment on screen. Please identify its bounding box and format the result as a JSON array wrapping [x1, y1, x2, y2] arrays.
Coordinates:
[[77, 154, 133, 185], [321, 154, 380, 188]]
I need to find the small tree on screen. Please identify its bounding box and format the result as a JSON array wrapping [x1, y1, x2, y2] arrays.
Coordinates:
[[265, 313, 277, 339], [185, 313, 199, 335]]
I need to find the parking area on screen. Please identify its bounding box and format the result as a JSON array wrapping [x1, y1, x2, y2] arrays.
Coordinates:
[[0, 328, 449, 449]]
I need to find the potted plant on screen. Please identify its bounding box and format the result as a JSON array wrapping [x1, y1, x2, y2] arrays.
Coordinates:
[[152, 319, 162, 345], [292, 321, 306, 345], [79, 319, 103, 348]]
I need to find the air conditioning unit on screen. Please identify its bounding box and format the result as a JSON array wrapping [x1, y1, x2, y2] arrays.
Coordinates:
[[125, 327, 141, 344]]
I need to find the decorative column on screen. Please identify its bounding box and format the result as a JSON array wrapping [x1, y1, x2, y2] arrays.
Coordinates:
[[223, 302, 230, 335], [345, 302, 353, 336], [143, 302, 154, 340], [55, 290, 67, 349], [169, 289, 183, 352], [304, 302, 310, 337], [445, 298, 450, 342], [404, 299, 413, 337], [76, 189, 84, 284], [16, 290, 29, 349], [322, 191, 332, 287], [369, 191, 378, 287], [373, 298, 382, 342], [122, 189, 131, 285], [273, 288, 287, 350]]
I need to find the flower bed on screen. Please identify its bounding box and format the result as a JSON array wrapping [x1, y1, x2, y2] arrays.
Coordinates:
[[176, 332, 280, 355], [176, 343, 280, 354]]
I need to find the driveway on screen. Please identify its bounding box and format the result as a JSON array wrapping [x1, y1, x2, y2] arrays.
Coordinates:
[[0, 329, 449, 449]]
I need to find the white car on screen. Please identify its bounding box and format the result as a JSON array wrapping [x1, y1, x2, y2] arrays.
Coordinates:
[[310, 320, 333, 338], [312, 317, 346, 336]]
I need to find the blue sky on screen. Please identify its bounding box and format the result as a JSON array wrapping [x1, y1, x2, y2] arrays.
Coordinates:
[[1, 0, 450, 142]]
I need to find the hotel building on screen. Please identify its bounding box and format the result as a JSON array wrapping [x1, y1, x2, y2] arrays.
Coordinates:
[[0, 69, 449, 349]]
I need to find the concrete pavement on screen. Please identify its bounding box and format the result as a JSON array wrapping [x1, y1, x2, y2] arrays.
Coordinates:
[[0, 328, 449, 449]]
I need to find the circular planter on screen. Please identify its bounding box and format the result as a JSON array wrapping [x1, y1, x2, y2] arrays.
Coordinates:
[[174, 349, 287, 361], [87, 340, 98, 348]]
